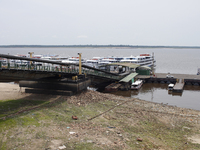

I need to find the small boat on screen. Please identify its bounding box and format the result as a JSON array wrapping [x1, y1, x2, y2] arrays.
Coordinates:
[[131, 80, 143, 90], [168, 84, 174, 91]]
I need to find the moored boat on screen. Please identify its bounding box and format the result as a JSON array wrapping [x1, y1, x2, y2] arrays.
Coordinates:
[[62, 57, 85, 64], [168, 84, 174, 91], [131, 80, 143, 90], [120, 53, 155, 67]]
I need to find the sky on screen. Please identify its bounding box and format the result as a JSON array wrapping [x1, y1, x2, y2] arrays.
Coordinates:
[[0, 0, 200, 46]]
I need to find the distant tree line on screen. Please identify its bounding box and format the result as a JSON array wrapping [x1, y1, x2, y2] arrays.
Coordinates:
[[0, 45, 200, 49]]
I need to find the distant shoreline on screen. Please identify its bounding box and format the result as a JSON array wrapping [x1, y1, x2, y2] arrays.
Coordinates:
[[0, 45, 200, 49]]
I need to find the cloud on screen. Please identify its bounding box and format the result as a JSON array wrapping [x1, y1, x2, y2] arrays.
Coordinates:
[[77, 35, 88, 39]]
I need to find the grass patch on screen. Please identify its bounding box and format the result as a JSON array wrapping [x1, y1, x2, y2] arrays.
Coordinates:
[[124, 119, 200, 149], [0, 118, 17, 130], [0, 99, 46, 118], [35, 131, 47, 139]]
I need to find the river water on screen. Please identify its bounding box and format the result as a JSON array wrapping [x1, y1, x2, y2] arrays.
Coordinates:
[[1, 47, 200, 110]]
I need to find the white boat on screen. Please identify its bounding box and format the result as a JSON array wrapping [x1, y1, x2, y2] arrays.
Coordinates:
[[63, 57, 86, 64], [85, 57, 103, 68], [168, 84, 174, 91], [85, 57, 121, 67], [131, 80, 143, 90], [0, 58, 7, 66], [98, 58, 116, 66], [83, 53, 156, 71], [120, 53, 155, 67]]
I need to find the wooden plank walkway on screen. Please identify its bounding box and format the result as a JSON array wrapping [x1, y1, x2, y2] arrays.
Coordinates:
[[173, 79, 185, 92]]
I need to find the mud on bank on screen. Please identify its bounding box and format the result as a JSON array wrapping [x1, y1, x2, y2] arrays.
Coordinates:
[[0, 83, 200, 149]]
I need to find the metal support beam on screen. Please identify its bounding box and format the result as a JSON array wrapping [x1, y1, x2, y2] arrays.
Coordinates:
[[78, 53, 82, 75]]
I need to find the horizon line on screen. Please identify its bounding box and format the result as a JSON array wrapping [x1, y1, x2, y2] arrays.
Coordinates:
[[0, 44, 200, 48]]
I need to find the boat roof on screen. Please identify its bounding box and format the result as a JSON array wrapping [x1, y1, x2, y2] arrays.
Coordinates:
[[138, 66, 151, 70], [119, 73, 138, 83], [132, 80, 142, 85], [168, 84, 174, 87]]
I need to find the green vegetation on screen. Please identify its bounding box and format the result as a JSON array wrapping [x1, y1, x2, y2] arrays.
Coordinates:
[[0, 92, 200, 150], [0, 99, 45, 118]]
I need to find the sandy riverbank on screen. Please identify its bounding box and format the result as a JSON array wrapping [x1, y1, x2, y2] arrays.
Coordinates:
[[0, 83, 62, 101], [1, 83, 200, 149], [0, 83, 27, 100]]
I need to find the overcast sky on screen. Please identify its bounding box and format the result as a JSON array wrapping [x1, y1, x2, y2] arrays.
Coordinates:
[[0, 0, 200, 46]]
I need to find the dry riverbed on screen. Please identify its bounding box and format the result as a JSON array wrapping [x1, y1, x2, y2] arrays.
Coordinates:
[[0, 83, 200, 150]]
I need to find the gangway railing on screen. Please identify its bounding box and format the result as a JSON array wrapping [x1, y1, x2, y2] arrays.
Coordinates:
[[0, 54, 123, 81]]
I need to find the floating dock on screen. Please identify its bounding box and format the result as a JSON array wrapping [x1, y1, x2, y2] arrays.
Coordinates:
[[138, 73, 200, 85], [137, 73, 200, 93], [173, 79, 185, 92]]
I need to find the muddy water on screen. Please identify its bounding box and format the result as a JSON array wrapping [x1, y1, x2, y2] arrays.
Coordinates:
[[110, 83, 200, 111]]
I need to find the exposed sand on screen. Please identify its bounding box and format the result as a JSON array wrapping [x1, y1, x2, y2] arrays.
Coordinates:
[[0, 83, 62, 101], [0, 83, 29, 100]]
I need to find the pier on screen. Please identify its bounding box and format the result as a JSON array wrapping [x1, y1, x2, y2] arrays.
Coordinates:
[[138, 73, 200, 93]]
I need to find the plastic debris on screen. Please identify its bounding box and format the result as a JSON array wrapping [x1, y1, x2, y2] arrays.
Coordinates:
[[59, 145, 66, 149], [69, 132, 76, 135], [87, 140, 93, 143]]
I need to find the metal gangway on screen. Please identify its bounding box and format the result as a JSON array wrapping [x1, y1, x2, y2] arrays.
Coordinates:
[[0, 54, 123, 82]]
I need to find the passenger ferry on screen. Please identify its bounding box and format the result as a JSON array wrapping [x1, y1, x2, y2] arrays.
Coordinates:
[[86, 57, 103, 68], [85, 56, 123, 67], [120, 53, 155, 67], [98, 58, 118, 66], [83, 53, 155, 69]]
